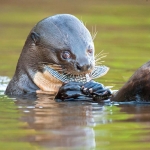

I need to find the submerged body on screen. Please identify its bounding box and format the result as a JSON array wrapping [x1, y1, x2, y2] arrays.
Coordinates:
[[5, 14, 110, 98]]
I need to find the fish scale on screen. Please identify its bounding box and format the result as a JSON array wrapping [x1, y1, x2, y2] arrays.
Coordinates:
[[44, 65, 109, 83]]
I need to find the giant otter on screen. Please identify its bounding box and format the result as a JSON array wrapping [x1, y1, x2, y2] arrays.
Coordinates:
[[5, 14, 111, 99]]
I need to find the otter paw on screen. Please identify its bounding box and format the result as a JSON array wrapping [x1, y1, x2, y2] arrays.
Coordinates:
[[81, 80, 112, 101], [55, 82, 85, 100]]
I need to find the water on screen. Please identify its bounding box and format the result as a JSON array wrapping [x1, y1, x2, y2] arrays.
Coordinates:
[[0, 0, 150, 149], [1, 78, 150, 150]]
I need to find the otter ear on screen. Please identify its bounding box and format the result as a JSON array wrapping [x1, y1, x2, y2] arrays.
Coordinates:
[[31, 32, 40, 44]]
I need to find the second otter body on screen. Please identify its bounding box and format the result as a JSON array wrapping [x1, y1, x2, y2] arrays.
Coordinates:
[[112, 61, 150, 102], [5, 14, 102, 96]]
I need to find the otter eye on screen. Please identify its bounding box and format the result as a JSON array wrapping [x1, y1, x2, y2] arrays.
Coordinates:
[[87, 49, 93, 55], [62, 51, 71, 59]]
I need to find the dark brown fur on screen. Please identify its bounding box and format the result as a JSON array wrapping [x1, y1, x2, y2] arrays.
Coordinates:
[[112, 61, 150, 102], [5, 14, 95, 96]]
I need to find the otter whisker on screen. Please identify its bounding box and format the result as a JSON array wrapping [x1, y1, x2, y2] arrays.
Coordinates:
[[91, 26, 96, 41], [95, 60, 105, 63], [95, 55, 107, 63], [95, 61, 105, 65], [94, 50, 105, 58], [95, 51, 108, 61], [80, 16, 83, 23], [95, 53, 108, 60], [94, 25, 97, 33], [91, 25, 97, 41], [95, 54, 107, 60], [80, 17, 87, 28], [94, 50, 108, 66], [92, 31, 98, 41], [95, 51, 108, 59], [95, 55, 107, 59], [91, 26, 93, 38]]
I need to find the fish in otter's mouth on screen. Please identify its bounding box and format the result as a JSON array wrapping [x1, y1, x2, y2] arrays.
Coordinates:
[[42, 50, 109, 83], [43, 64, 109, 83]]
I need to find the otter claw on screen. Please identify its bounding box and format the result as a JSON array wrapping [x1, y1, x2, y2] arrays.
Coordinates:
[[93, 89, 112, 96], [89, 88, 93, 93], [92, 89, 112, 101]]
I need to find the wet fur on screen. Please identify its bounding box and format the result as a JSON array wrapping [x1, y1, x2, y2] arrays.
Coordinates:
[[112, 61, 150, 102], [5, 14, 95, 96]]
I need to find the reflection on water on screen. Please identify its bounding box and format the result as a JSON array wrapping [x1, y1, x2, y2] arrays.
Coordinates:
[[9, 94, 150, 149], [95, 105, 150, 150], [1, 77, 150, 149], [1, 68, 150, 147], [16, 94, 98, 149]]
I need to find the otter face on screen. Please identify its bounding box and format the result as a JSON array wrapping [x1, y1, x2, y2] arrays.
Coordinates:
[[31, 14, 95, 76]]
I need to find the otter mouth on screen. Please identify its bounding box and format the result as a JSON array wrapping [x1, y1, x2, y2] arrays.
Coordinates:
[[43, 64, 109, 83]]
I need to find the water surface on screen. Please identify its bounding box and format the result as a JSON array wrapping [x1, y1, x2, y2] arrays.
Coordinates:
[[0, 0, 150, 149]]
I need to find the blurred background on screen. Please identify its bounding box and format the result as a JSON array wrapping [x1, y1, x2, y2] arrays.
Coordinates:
[[0, 0, 150, 89]]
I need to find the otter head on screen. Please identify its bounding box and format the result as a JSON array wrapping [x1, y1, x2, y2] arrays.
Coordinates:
[[30, 14, 95, 76]]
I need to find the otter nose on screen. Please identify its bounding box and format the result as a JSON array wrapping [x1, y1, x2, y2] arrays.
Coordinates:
[[76, 62, 91, 72]]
